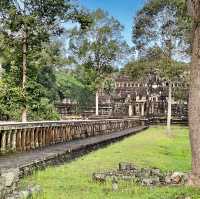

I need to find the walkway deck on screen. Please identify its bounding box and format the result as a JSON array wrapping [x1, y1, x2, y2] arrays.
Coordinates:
[[0, 126, 147, 170]]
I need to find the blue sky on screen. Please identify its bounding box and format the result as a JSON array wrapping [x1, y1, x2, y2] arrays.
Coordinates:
[[78, 0, 146, 46]]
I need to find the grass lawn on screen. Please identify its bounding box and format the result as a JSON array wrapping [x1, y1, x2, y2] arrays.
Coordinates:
[[21, 126, 200, 199]]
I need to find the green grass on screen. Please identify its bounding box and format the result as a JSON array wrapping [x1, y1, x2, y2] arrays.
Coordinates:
[[21, 126, 200, 199]]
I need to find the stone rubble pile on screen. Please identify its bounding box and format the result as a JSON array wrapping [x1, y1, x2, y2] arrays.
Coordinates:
[[0, 169, 19, 199], [6, 185, 42, 199], [0, 168, 42, 199], [93, 162, 188, 186]]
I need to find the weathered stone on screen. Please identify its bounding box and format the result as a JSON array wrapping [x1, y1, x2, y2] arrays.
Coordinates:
[[171, 172, 186, 184], [6, 185, 42, 199], [176, 196, 191, 199], [119, 162, 135, 171], [165, 174, 172, 184], [1, 169, 19, 188], [151, 168, 162, 176], [112, 177, 118, 191], [141, 177, 160, 186], [121, 175, 134, 181], [0, 177, 6, 199], [142, 178, 154, 186], [92, 163, 188, 187], [92, 173, 107, 183], [141, 168, 152, 178], [0, 119, 144, 154]]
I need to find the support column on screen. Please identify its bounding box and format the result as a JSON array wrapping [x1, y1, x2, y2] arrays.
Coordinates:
[[26, 129, 31, 151], [1, 132, 6, 153], [128, 104, 133, 117], [22, 129, 26, 151], [7, 130, 11, 151], [35, 128, 39, 148], [141, 103, 145, 116], [30, 128, 35, 149], [152, 101, 154, 114], [16, 129, 22, 151], [46, 127, 51, 145], [42, 128, 46, 146], [11, 130, 17, 152]]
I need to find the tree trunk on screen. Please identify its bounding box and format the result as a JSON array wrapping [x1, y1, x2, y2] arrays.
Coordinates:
[[167, 81, 172, 133], [95, 91, 99, 116], [0, 63, 2, 78], [21, 30, 27, 122], [188, 22, 200, 186]]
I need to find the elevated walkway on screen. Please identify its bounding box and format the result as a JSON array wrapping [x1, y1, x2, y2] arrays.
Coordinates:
[[0, 126, 147, 173]]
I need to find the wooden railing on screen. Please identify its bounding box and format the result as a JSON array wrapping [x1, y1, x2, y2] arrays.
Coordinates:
[[0, 119, 145, 154]]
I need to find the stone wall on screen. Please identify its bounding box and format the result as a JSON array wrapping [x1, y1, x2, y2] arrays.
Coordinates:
[[0, 119, 144, 154], [148, 117, 188, 125]]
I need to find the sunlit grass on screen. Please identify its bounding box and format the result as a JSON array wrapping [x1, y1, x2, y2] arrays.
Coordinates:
[[21, 126, 200, 199]]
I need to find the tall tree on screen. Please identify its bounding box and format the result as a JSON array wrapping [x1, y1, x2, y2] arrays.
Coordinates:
[[0, 39, 64, 121], [68, 9, 129, 116], [0, 0, 91, 121], [132, 0, 189, 132], [187, 0, 200, 186]]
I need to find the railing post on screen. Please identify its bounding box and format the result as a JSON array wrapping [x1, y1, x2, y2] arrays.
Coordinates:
[[11, 129, 17, 152], [21, 129, 26, 151], [35, 128, 39, 148], [1, 131, 6, 153], [30, 128, 35, 149], [42, 127, 46, 146], [6, 130, 11, 152], [26, 129, 31, 151], [16, 129, 22, 152]]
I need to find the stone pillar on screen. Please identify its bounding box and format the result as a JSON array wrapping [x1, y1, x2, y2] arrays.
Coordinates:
[[35, 128, 39, 148], [66, 125, 70, 140], [47, 127, 51, 144], [1, 132, 6, 153], [26, 129, 31, 151], [11, 130, 17, 152], [152, 101, 154, 114], [52, 127, 55, 144], [141, 103, 145, 116], [42, 128, 46, 146], [16, 129, 22, 151], [38, 129, 42, 147], [21, 129, 26, 151], [30, 128, 35, 149], [135, 104, 139, 115], [129, 104, 133, 117], [7, 130, 11, 151]]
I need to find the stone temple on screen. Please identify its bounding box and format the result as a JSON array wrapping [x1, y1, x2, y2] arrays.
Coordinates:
[[56, 74, 188, 119]]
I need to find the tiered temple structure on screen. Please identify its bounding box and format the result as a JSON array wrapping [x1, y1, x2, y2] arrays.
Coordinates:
[[56, 74, 188, 119]]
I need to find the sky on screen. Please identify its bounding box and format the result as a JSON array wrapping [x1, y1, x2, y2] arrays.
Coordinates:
[[78, 0, 146, 46]]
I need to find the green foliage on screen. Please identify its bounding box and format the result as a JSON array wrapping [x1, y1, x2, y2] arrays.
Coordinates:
[[132, 0, 191, 56], [68, 9, 129, 92], [131, 0, 189, 95], [103, 78, 116, 95], [123, 59, 151, 81], [0, 0, 92, 121], [0, 80, 23, 120], [56, 70, 94, 111], [21, 126, 200, 199], [0, 43, 61, 121], [28, 97, 60, 121]]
